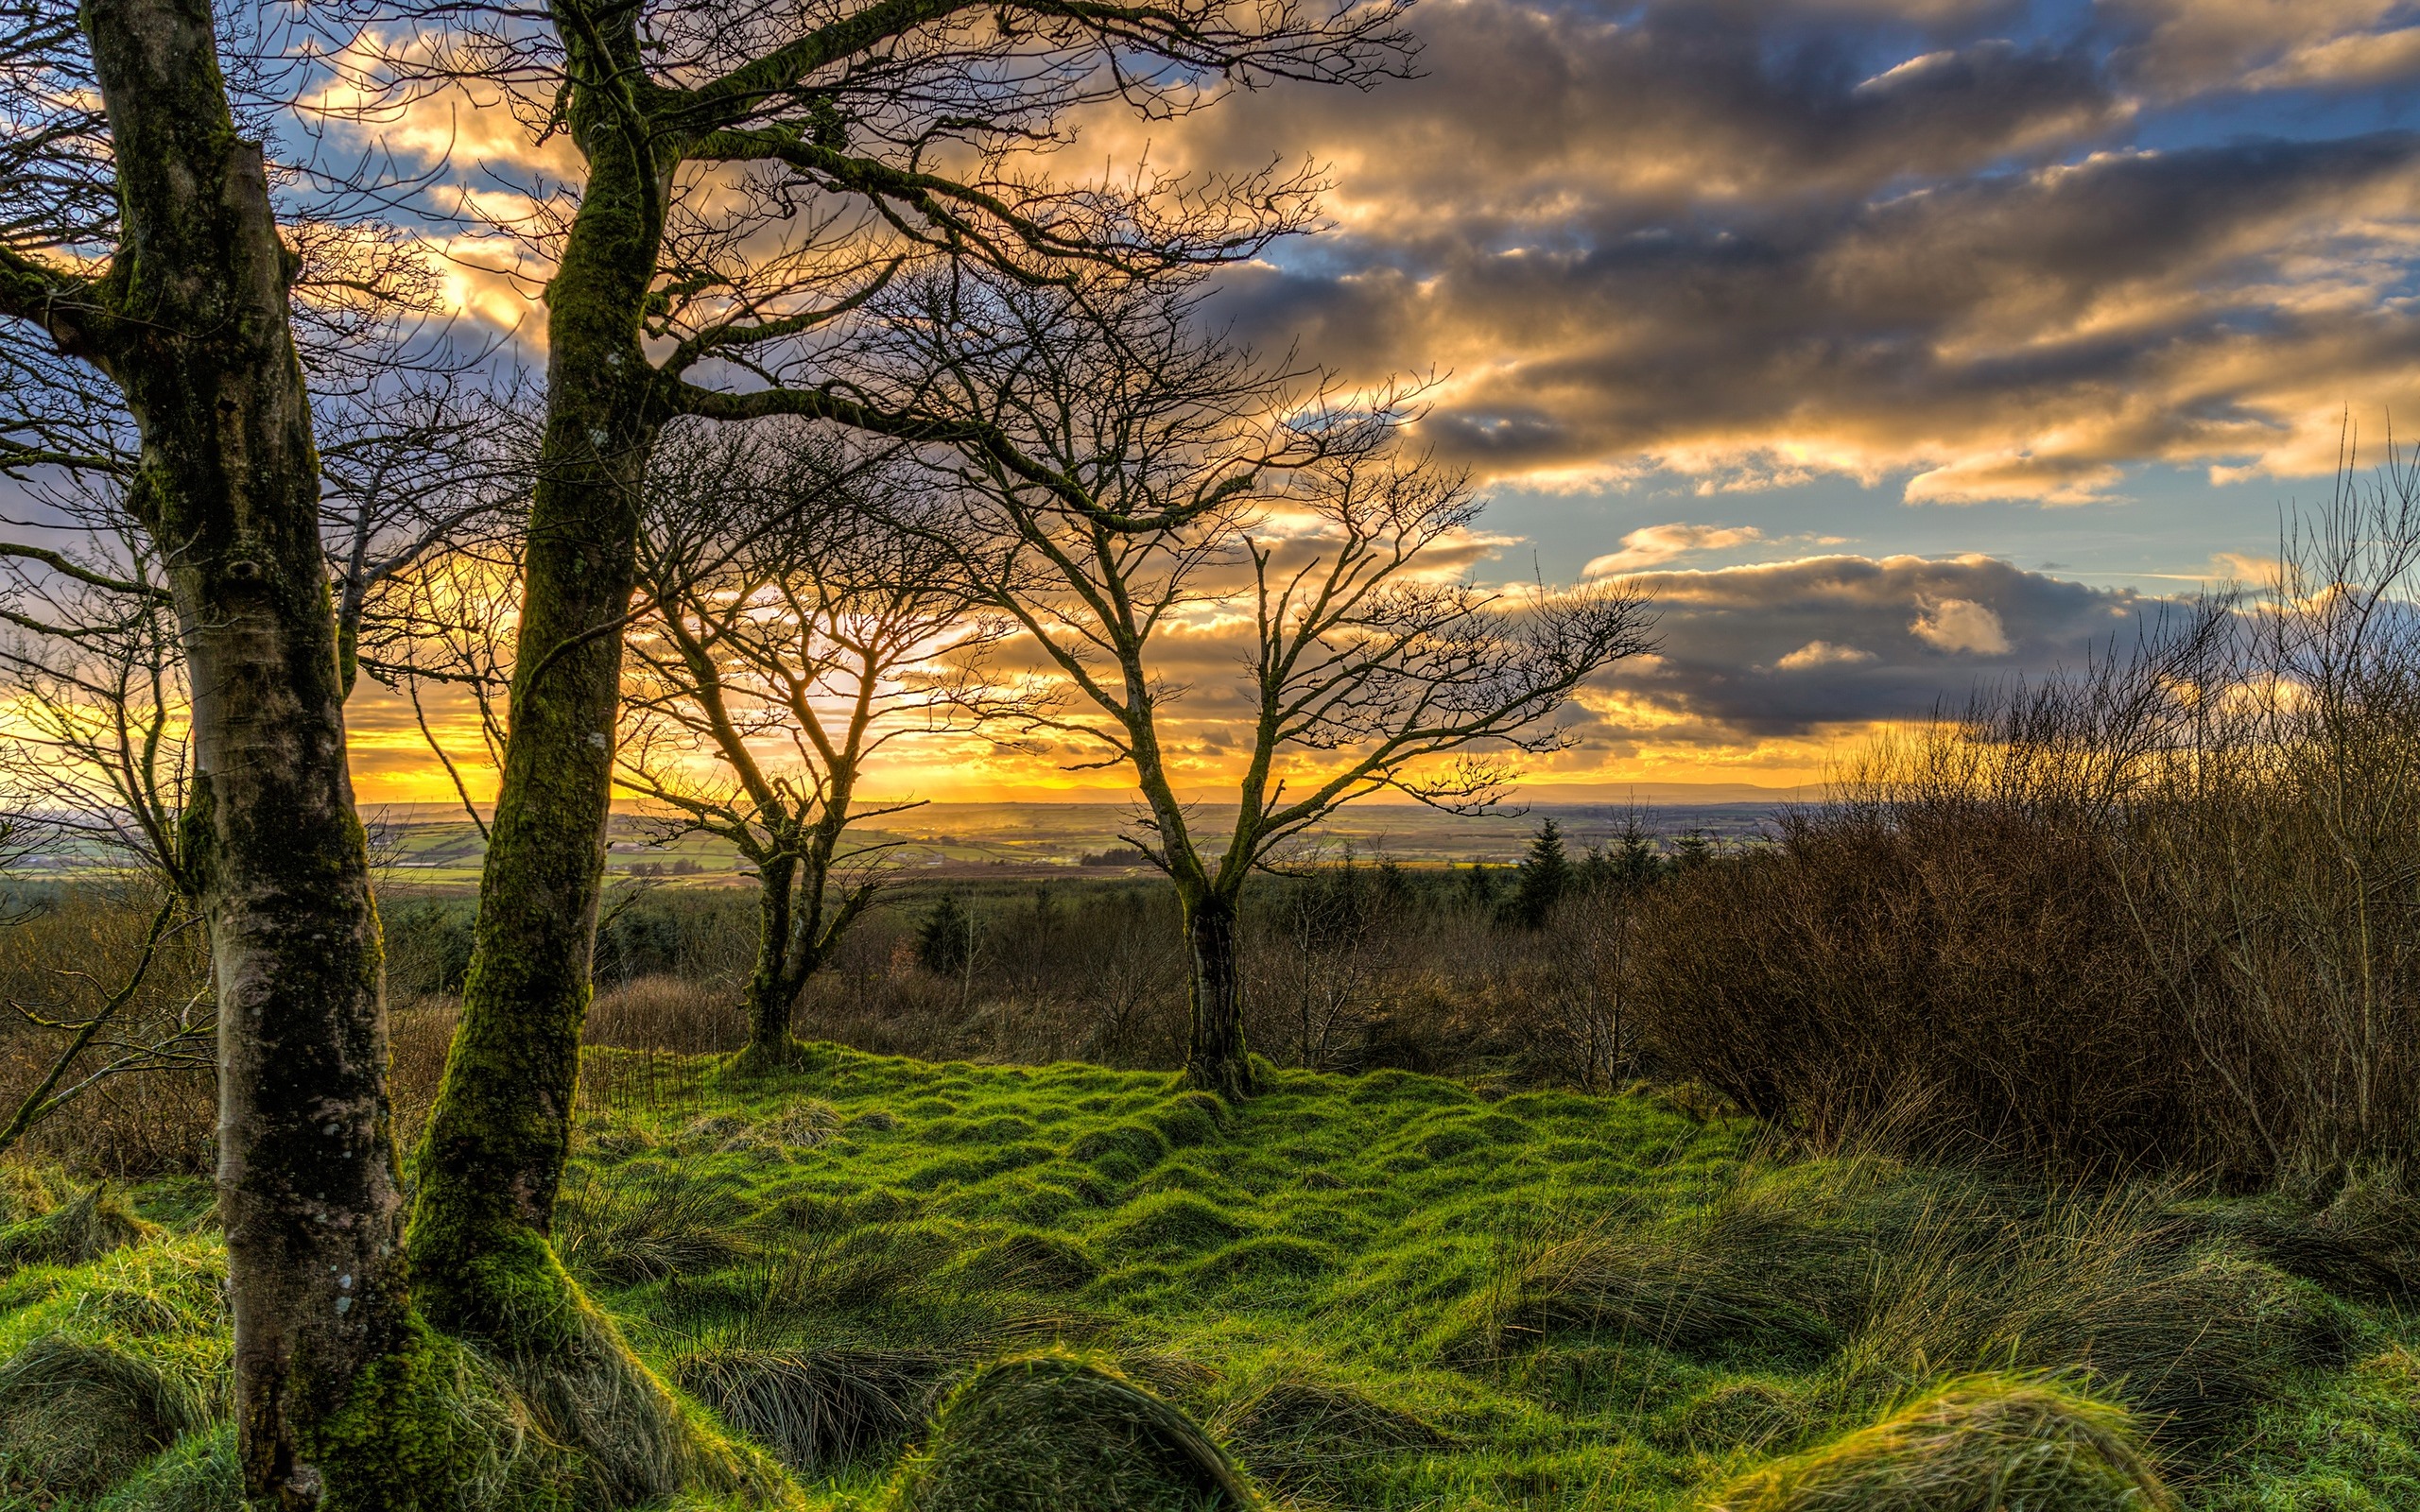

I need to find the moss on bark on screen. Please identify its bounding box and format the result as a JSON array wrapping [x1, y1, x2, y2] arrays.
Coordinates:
[[408, 76, 664, 1320], [16, 0, 423, 1503], [397, 54, 797, 1506], [1181, 889, 1256, 1103]]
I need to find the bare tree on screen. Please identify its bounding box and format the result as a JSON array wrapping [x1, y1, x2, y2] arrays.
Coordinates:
[[0, 508, 215, 1155], [0, 0, 417, 1497], [619, 422, 1008, 1066], [882, 273, 1659, 1097]]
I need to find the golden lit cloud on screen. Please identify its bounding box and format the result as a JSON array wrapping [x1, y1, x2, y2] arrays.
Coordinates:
[[1583, 523, 1765, 577]]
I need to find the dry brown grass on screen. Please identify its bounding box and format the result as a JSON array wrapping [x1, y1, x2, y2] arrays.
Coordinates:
[[0, 883, 216, 1177], [585, 975, 746, 1055]]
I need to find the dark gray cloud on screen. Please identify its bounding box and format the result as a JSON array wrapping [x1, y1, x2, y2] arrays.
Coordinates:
[[1176, 0, 2127, 237], [968, 550, 2162, 757], [1162, 0, 2420, 501], [1584, 553, 2157, 737]]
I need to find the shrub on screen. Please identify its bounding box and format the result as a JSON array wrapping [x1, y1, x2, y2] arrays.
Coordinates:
[[0, 883, 216, 1177], [1634, 799, 2193, 1173], [1635, 470, 2420, 1187], [384, 897, 476, 997]]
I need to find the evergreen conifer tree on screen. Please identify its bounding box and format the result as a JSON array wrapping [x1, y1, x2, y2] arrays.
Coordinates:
[[1509, 817, 1573, 928], [917, 893, 976, 977]]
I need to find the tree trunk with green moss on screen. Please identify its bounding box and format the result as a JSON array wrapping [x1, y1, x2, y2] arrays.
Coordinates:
[[405, 100, 665, 1331], [2, 0, 421, 1502], [392, 92, 780, 1502], [735, 824, 873, 1070], [1181, 886, 1254, 1102], [743, 853, 808, 1061]]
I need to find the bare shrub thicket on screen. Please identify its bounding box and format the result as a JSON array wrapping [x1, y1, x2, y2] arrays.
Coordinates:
[[1638, 461, 2420, 1186], [767, 862, 1658, 1088], [20, 852, 1664, 1170]]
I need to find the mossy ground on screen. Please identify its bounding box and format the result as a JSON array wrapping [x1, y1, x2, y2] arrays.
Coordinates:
[[4, 1044, 2417, 1509]]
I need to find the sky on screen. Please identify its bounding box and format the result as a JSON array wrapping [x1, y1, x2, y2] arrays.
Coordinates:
[[325, 0, 2420, 805]]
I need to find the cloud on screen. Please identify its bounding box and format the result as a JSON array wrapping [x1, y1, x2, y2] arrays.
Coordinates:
[[1145, 0, 2127, 233], [955, 554, 2159, 790], [1910, 596, 2013, 653], [2240, 25, 2420, 91], [2107, 2, 2420, 96], [1212, 125, 2420, 502], [320, 0, 2420, 514], [1129, 0, 2420, 505], [1583, 523, 1766, 576], [1776, 639, 1879, 669], [1587, 553, 2152, 737], [2208, 550, 2284, 584]]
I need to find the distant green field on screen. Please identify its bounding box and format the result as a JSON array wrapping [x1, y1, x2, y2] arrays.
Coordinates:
[[3, 1046, 2413, 1508]]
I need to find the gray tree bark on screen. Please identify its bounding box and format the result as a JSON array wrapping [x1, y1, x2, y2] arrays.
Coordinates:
[[4, 0, 411, 1501]]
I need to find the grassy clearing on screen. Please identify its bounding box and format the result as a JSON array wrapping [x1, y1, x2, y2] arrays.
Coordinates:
[[3, 1045, 2416, 1509]]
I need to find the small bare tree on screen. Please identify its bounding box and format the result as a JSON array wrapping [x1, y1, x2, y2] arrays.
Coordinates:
[[0, 497, 213, 1158], [619, 422, 1011, 1066], [882, 273, 1659, 1098]]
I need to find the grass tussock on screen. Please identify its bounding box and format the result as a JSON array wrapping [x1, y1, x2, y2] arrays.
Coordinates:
[[673, 1341, 952, 1474], [1465, 1157, 2357, 1452], [1710, 1375, 2176, 1512], [1206, 1366, 1449, 1497], [0, 1234, 228, 1503], [0, 1332, 224, 1499], [556, 1165, 758, 1286], [888, 1352, 1255, 1512], [0, 1177, 159, 1276]]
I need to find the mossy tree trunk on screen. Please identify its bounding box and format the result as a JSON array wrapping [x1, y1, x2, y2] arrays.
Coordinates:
[[1128, 688, 1257, 1101], [745, 852, 805, 1054], [2, 0, 421, 1502], [1181, 885, 1253, 1101], [735, 810, 872, 1068], [394, 94, 776, 1502], [406, 101, 666, 1332]]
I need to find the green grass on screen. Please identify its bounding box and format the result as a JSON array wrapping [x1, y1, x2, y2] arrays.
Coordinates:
[[4, 1045, 2417, 1509]]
